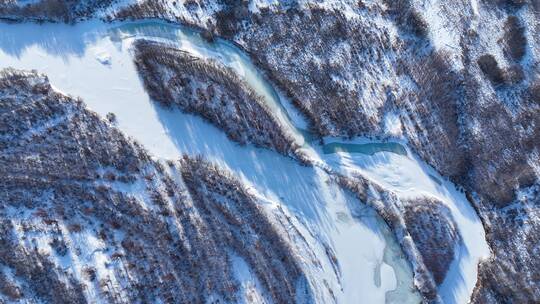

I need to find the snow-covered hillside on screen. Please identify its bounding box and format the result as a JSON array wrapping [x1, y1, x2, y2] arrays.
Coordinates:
[[0, 23, 420, 304], [0, 68, 333, 303], [1, 0, 539, 303]]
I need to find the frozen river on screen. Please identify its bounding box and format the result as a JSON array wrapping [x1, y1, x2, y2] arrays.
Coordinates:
[[0, 19, 488, 304]]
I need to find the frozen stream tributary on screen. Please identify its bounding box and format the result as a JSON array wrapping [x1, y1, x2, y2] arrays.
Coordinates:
[[0, 20, 488, 304]]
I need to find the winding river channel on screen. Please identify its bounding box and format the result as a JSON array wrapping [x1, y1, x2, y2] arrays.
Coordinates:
[[0, 19, 488, 304]]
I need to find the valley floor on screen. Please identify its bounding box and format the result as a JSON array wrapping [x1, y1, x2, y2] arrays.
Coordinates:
[[0, 19, 489, 304]]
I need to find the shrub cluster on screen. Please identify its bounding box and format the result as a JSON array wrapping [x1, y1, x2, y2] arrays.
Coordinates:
[[502, 15, 527, 61], [132, 39, 301, 158], [478, 54, 506, 85]]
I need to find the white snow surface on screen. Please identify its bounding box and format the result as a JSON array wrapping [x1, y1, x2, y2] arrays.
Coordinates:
[[0, 19, 488, 304], [322, 141, 491, 304]]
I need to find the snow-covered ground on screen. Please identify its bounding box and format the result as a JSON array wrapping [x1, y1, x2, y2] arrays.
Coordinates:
[[0, 19, 488, 303], [322, 142, 490, 304]]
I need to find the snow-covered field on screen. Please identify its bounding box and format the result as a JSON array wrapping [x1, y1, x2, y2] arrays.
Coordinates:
[[0, 19, 488, 303]]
